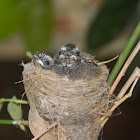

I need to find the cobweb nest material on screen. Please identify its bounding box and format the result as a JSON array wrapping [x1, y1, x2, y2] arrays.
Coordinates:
[[22, 61, 115, 140]]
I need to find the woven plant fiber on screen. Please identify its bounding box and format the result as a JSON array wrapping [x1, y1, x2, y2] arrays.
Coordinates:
[[22, 61, 114, 140]]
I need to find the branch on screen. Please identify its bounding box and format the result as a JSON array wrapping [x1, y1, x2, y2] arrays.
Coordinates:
[[101, 76, 139, 127], [97, 55, 119, 65], [109, 41, 140, 95], [0, 120, 28, 125], [117, 67, 140, 99], [100, 67, 140, 126], [107, 21, 140, 86], [0, 98, 28, 104]]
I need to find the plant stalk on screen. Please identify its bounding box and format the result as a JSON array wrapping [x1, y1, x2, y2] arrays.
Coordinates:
[[0, 120, 28, 125], [0, 98, 28, 104], [107, 21, 140, 86]]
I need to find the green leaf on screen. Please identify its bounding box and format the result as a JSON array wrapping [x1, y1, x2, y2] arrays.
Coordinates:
[[7, 96, 22, 120], [87, 0, 139, 51], [19, 0, 53, 53], [0, 102, 3, 111], [0, 0, 19, 39]]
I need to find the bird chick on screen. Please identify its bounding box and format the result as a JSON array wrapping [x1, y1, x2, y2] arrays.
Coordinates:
[[54, 43, 99, 80], [32, 51, 54, 70], [55, 43, 81, 68]]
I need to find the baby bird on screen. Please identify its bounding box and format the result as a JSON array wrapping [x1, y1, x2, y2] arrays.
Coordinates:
[[31, 44, 102, 80], [32, 51, 54, 70], [54, 43, 81, 68], [54, 43, 99, 80]]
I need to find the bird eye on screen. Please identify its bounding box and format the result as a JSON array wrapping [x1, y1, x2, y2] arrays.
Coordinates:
[[76, 52, 80, 56], [45, 61, 50, 65], [59, 51, 61, 55]]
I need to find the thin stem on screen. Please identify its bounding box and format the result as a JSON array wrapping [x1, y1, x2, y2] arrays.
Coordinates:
[[0, 98, 28, 104], [97, 55, 119, 65], [100, 67, 140, 126], [107, 21, 140, 86], [0, 120, 28, 125], [117, 67, 140, 99], [101, 76, 139, 127], [109, 41, 140, 95]]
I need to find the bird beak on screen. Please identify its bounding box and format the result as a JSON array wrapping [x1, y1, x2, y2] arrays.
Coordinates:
[[32, 54, 44, 67]]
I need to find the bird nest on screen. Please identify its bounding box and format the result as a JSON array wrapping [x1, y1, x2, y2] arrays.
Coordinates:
[[22, 61, 115, 140]]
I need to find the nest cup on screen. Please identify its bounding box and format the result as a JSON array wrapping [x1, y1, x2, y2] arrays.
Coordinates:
[[22, 62, 114, 140]]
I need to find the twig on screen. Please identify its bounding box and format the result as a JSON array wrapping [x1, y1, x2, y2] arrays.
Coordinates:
[[107, 21, 140, 86], [32, 121, 58, 140], [109, 41, 140, 95], [20, 80, 35, 120], [117, 67, 140, 99], [15, 74, 42, 84], [97, 55, 119, 65], [0, 98, 28, 104], [0, 120, 28, 125], [100, 67, 140, 126], [101, 76, 139, 127]]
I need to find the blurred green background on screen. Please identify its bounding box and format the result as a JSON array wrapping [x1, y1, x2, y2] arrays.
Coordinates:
[[0, 0, 140, 140]]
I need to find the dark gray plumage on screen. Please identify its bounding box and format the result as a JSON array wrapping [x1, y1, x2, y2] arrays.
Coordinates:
[[31, 44, 101, 80], [54, 43, 99, 80]]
